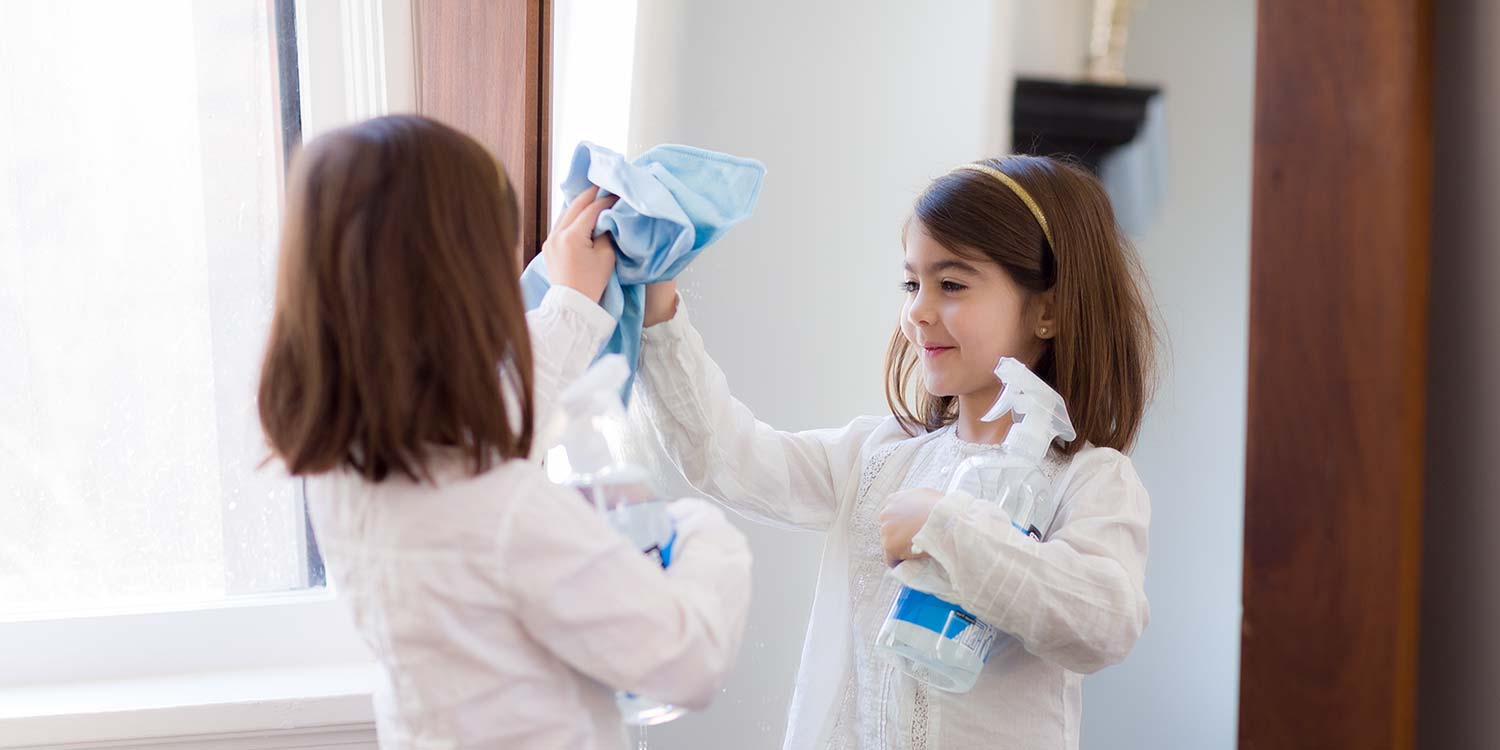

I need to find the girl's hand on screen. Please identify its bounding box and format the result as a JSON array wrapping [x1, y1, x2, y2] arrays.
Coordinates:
[[542, 185, 618, 302], [643, 280, 679, 327], [879, 488, 943, 566]]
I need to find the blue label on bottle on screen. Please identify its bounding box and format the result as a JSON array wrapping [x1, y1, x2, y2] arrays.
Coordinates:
[[645, 528, 677, 569], [891, 587, 981, 640]]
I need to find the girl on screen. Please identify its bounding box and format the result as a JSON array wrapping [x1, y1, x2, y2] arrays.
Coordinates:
[[257, 114, 752, 749], [634, 155, 1155, 749]]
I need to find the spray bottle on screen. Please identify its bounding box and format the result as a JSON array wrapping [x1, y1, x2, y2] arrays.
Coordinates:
[[546, 355, 685, 725], [873, 357, 1076, 693]]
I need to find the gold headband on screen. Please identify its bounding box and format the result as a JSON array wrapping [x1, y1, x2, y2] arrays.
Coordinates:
[[952, 163, 1053, 248]]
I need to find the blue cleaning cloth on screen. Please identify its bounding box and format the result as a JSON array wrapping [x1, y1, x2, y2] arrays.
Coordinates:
[[521, 142, 766, 400]]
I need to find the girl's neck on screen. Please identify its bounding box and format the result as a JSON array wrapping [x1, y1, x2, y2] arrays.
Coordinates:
[[954, 387, 1013, 445]]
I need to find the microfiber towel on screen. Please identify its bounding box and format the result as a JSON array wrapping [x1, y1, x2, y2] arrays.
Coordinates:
[[521, 141, 766, 400]]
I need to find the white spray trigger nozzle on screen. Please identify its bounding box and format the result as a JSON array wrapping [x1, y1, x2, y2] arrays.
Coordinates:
[[981, 357, 1077, 445]]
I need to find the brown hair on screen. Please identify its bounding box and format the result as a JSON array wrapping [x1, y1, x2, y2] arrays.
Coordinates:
[[258, 114, 534, 482], [884, 155, 1157, 455]]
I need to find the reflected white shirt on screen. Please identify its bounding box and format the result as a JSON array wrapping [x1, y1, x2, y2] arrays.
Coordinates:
[[636, 300, 1150, 750]]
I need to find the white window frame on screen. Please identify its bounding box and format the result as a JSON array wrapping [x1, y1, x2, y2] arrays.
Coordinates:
[[0, 1, 413, 745]]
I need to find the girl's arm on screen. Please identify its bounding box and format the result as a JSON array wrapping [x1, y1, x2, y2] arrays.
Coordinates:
[[525, 186, 620, 455], [505, 473, 752, 709], [526, 285, 615, 448], [904, 450, 1151, 674], [635, 292, 885, 532]]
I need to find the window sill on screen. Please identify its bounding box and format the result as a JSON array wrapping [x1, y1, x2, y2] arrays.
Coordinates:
[[0, 662, 379, 749]]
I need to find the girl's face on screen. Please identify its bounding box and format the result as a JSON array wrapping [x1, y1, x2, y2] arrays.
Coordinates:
[[900, 223, 1050, 400]]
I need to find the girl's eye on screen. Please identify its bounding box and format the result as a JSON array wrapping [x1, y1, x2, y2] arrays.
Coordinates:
[[941, 280, 966, 293], [900, 280, 918, 293]]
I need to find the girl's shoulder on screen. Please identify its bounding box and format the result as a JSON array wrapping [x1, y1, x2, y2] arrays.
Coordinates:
[[1052, 443, 1147, 499], [842, 413, 937, 459], [846, 415, 951, 487], [394, 455, 572, 529], [307, 456, 563, 559], [789, 414, 927, 493]]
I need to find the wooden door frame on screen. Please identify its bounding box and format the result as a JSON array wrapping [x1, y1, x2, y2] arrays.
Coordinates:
[[1239, 2, 1433, 748], [412, 0, 551, 260]]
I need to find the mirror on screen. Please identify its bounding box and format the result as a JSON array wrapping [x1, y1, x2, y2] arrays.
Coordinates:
[[549, 0, 1253, 747]]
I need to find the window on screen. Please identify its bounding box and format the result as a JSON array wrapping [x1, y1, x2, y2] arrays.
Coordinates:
[[0, 0, 315, 619], [0, 0, 412, 686], [549, 0, 638, 224]]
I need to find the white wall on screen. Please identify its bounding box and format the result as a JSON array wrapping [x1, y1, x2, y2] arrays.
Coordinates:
[[622, 1, 1011, 747], [1419, 2, 1500, 747], [1072, 2, 1255, 748]]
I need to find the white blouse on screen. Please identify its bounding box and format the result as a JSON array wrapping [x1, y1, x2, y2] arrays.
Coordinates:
[[636, 300, 1151, 750], [307, 286, 753, 749]]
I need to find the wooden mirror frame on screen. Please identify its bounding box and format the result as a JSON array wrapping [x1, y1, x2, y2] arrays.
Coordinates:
[[1239, 2, 1431, 747]]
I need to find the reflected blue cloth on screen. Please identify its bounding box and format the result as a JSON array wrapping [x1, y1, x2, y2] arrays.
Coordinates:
[[521, 142, 765, 400]]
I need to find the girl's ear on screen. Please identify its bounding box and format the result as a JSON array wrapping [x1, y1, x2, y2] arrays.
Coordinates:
[[1034, 288, 1059, 340]]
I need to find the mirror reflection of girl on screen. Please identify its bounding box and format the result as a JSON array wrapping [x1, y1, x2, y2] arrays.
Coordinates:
[[637, 156, 1156, 749], [257, 114, 752, 749]]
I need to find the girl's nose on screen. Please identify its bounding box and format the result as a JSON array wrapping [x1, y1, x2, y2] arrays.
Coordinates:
[[906, 289, 937, 327]]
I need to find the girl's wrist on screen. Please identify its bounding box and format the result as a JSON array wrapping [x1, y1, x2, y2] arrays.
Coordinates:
[[643, 283, 679, 327], [554, 275, 606, 304]]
